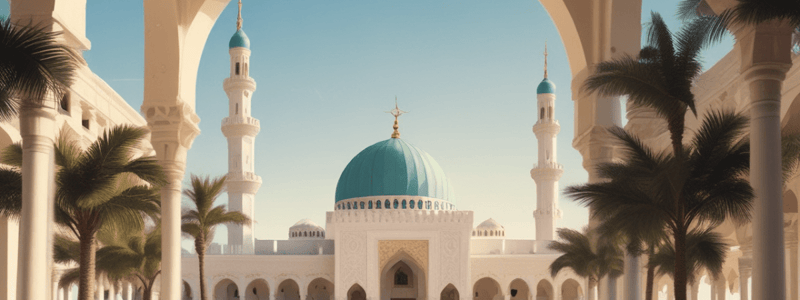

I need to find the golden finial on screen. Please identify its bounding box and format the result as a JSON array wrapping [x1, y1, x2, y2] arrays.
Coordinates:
[[236, 0, 243, 31], [544, 41, 548, 79], [386, 97, 408, 139]]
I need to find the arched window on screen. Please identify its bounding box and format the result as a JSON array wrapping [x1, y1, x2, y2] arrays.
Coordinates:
[[540, 107, 544, 119], [426, 201, 431, 209], [376, 200, 382, 209], [235, 103, 239, 115], [322, 232, 325, 238], [434, 202, 439, 210], [304, 231, 308, 237], [490, 231, 494, 236], [235, 62, 240, 75], [394, 200, 399, 209], [347, 202, 351, 210], [484, 230, 488, 236], [418, 201, 424, 209], [402, 200, 407, 209], [409, 200, 415, 209], [394, 270, 409, 285], [360, 202, 365, 209], [385, 200, 391, 209]]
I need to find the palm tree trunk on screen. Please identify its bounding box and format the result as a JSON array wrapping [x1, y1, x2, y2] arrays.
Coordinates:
[[77, 231, 96, 300], [196, 237, 208, 300], [673, 228, 688, 300], [645, 249, 656, 300]]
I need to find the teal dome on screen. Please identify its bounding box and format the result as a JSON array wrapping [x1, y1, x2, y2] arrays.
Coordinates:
[[229, 29, 250, 49], [537, 78, 556, 94], [335, 138, 454, 203]]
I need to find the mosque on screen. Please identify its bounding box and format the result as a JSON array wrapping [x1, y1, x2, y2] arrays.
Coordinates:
[[1, 0, 800, 300], [180, 3, 584, 300]]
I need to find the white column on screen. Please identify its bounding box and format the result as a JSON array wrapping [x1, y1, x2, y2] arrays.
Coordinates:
[[0, 216, 19, 300], [161, 167, 185, 300], [623, 253, 640, 300], [97, 276, 106, 300], [16, 107, 57, 300], [109, 280, 117, 300], [739, 257, 751, 300], [122, 283, 130, 300], [52, 277, 60, 300], [63, 285, 72, 300]]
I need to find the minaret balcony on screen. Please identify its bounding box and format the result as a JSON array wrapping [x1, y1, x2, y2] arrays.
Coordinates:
[[533, 120, 560, 135], [226, 171, 262, 194], [530, 163, 564, 181], [221, 116, 260, 137], [223, 77, 256, 91]]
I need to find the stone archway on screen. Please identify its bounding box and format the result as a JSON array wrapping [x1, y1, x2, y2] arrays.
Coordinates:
[[381, 255, 426, 300], [246, 279, 270, 300], [347, 284, 366, 300], [308, 277, 334, 300], [509, 279, 529, 300], [560, 279, 581, 300], [473, 277, 503, 300], [441, 284, 459, 300], [277, 279, 301, 300], [214, 279, 240, 300], [535, 279, 553, 300]]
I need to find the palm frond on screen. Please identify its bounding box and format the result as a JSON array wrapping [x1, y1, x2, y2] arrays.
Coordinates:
[[0, 168, 22, 218], [0, 142, 22, 167], [53, 234, 80, 264], [0, 18, 82, 120], [58, 268, 81, 289], [730, 0, 800, 29], [782, 134, 800, 183]]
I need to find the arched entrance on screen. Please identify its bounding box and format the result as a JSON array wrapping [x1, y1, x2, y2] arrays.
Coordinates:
[[277, 279, 301, 300], [381, 256, 426, 300], [473, 277, 502, 300], [246, 279, 270, 300], [308, 278, 334, 300], [535, 280, 553, 300], [560, 279, 582, 300], [509, 279, 529, 300], [441, 284, 459, 300], [347, 284, 366, 300], [214, 279, 240, 300]]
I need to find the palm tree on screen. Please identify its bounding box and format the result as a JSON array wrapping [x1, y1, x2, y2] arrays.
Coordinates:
[[549, 227, 624, 300], [182, 175, 251, 300], [647, 228, 727, 286], [0, 125, 165, 300], [565, 110, 753, 300], [678, 0, 800, 48], [96, 223, 162, 300], [0, 17, 81, 120]]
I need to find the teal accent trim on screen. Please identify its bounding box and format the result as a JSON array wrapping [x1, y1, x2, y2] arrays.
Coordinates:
[[335, 138, 454, 203], [537, 78, 556, 94], [229, 29, 250, 49]]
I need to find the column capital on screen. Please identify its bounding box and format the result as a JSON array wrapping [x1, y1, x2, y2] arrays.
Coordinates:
[[142, 102, 201, 160], [734, 20, 795, 73]]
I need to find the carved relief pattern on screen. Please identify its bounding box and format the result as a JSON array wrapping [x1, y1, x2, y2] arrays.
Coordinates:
[[440, 231, 460, 286], [341, 232, 367, 286], [378, 240, 429, 274]]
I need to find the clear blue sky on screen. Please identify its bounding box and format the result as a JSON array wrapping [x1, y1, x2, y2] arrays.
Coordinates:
[[1, 1, 733, 249]]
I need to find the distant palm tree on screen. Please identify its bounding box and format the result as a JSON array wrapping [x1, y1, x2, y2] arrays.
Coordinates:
[[647, 228, 727, 285], [0, 125, 165, 300], [182, 175, 251, 300], [0, 17, 81, 120], [565, 110, 753, 300], [549, 227, 624, 300]]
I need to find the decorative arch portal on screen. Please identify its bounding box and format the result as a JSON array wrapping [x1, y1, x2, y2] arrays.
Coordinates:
[[308, 277, 334, 300], [536, 279, 554, 300], [509, 279, 529, 300], [381, 255, 427, 300], [182, 280, 193, 300], [277, 279, 301, 300], [347, 284, 366, 300], [441, 284, 459, 300], [560, 279, 582, 300], [473, 277, 503, 300], [214, 279, 239, 300], [246, 279, 270, 300]]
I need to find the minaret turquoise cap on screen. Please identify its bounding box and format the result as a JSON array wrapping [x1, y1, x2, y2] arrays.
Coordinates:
[[229, 0, 250, 49], [537, 78, 556, 94], [229, 29, 250, 49], [537, 43, 555, 94]]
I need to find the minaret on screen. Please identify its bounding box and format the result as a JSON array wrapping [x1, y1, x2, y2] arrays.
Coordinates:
[[531, 44, 563, 241], [221, 0, 261, 254]]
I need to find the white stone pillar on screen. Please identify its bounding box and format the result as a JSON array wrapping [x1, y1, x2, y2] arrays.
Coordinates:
[[623, 253, 640, 300], [52, 277, 60, 300], [0, 216, 19, 300], [16, 106, 57, 300], [63, 285, 72, 300], [109, 280, 117, 300], [122, 283, 130, 300], [97, 276, 106, 300], [161, 167, 185, 300], [739, 257, 751, 300]]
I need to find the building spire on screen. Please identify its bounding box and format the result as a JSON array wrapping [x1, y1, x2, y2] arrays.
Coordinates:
[[236, 0, 243, 31], [386, 97, 408, 139], [543, 41, 548, 79]]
